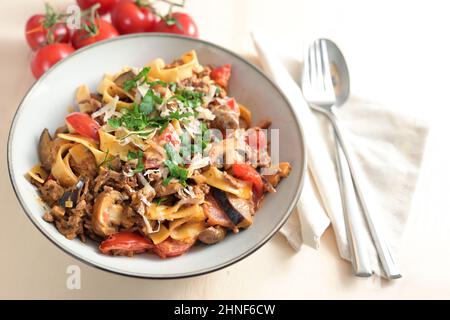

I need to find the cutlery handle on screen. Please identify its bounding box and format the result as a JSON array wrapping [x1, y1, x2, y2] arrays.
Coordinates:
[[330, 115, 402, 279], [334, 132, 372, 277]]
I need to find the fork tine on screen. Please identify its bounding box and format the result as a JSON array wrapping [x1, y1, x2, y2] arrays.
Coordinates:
[[319, 39, 334, 93], [309, 43, 317, 89], [314, 40, 324, 91]]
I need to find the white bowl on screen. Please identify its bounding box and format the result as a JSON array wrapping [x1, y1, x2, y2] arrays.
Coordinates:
[[8, 34, 306, 278]]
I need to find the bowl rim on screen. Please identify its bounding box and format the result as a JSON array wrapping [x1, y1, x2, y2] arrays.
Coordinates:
[[7, 33, 306, 279]]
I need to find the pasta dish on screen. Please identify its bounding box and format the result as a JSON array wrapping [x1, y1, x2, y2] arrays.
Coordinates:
[[27, 51, 291, 258]]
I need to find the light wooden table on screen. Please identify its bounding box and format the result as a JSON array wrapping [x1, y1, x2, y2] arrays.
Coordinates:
[[1, 0, 449, 299]]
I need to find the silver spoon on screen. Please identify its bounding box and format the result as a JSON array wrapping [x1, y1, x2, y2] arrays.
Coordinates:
[[303, 39, 401, 279]]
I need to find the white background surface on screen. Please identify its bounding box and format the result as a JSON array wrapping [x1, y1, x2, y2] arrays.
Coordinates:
[[1, 0, 449, 299]]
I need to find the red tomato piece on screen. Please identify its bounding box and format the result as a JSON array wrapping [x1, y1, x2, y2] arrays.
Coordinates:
[[153, 238, 195, 259], [210, 64, 231, 88], [226, 98, 240, 113], [153, 12, 198, 38], [31, 43, 75, 79], [65, 112, 101, 141], [99, 232, 153, 255], [25, 14, 71, 51], [111, 0, 158, 34], [71, 18, 119, 49], [231, 163, 264, 199], [158, 123, 181, 146]]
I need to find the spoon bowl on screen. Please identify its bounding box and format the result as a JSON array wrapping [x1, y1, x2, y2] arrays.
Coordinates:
[[324, 39, 351, 107]]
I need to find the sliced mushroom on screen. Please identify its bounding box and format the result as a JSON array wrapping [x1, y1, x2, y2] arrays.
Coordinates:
[[38, 129, 66, 171], [211, 188, 254, 228], [92, 189, 124, 237], [79, 98, 102, 114], [38, 129, 53, 171], [198, 226, 227, 245], [210, 104, 240, 132], [227, 193, 254, 228], [76, 85, 103, 114], [114, 70, 135, 88]]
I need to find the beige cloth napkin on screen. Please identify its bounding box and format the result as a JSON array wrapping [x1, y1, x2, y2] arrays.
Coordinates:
[[252, 33, 429, 277]]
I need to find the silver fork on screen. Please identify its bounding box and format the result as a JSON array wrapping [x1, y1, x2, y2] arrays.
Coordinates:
[[302, 39, 401, 279]]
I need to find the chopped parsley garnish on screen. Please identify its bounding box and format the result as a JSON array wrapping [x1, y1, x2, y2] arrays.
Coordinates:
[[121, 104, 151, 131], [180, 132, 191, 158], [163, 159, 188, 186], [127, 150, 144, 173], [169, 82, 177, 92], [123, 68, 177, 93], [143, 111, 191, 132], [139, 91, 155, 115], [123, 67, 151, 92], [107, 73, 214, 182], [146, 111, 193, 133], [200, 122, 207, 132], [168, 110, 193, 120], [147, 80, 167, 87], [127, 151, 138, 160], [170, 89, 205, 109], [132, 150, 145, 173], [177, 89, 205, 101], [162, 177, 172, 186], [155, 197, 168, 206], [108, 118, 121, 129], [191, 143, 202, 154], [147, 80, 177, 89], [164, 143, 183, 165], [119, 129, 154, 142], [98, 149, 111, 167]]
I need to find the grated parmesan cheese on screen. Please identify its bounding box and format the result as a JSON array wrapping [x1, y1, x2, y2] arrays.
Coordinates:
[[91, 96, 121, 122]]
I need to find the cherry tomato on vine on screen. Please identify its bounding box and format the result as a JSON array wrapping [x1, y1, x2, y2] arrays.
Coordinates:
[[31, 43, 75, 79], [76, 0, 119, 15], [111, 0, 158, 34], [71, 18, 119, 49], [154, 12, 198, 38], [25, 7, 70, 51]]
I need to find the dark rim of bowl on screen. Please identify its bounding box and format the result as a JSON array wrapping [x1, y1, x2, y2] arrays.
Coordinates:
[[7, 33, 306, 279]]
